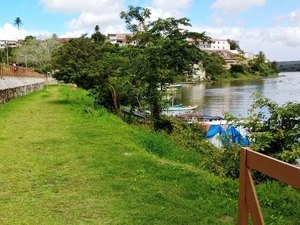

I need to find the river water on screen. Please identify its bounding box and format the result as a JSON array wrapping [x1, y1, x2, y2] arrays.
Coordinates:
[[175, 72, 300, 117]]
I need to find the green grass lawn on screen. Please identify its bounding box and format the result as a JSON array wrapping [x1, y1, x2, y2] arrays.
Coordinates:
[[0, 85, 299, 224]]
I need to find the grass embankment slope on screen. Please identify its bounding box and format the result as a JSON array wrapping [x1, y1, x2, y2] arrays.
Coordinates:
[[0, 85, 299, 225]]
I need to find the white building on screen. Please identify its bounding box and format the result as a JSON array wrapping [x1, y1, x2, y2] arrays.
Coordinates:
[[107, 33, 136, 46], [0, 40, 20, 49], [244, 52, 255, 60], [198, 39, 230, 51]]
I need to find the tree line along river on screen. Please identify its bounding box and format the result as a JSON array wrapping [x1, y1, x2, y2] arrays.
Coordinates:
[[175, 72, 300, 117]]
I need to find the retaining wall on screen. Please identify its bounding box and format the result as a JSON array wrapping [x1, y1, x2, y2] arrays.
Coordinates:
[[0, 76, 45, 104]]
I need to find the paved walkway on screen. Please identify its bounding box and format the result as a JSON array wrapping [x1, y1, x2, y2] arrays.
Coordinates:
[[0, 76, 45, 90]]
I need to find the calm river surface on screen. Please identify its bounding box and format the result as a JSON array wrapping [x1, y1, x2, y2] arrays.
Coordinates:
[[175, 72, 300, 117]]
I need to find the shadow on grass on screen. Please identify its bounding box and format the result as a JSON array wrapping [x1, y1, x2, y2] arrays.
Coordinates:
[[48, 99, 72, 105]]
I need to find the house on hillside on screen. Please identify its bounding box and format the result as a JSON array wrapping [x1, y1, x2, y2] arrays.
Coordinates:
[[58, 38, 72, 44], [0, 40, 20, 49], [244, 52, 255, 60], [189, 38, 230, 51], [107, 33, 136, 46], [206, 39, 230, 51]]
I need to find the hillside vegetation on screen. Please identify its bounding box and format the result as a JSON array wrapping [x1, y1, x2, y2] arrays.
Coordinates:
[[277, 61, 300, 72], [0, 85, 299, 224]]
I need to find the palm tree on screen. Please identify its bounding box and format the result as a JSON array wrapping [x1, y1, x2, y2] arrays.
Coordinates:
[[14, 17, 23, 39]]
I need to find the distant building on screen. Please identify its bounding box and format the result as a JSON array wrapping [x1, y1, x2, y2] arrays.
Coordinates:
[[0, 40, 21, 49], [58, 38, 72, 44], [107, 33, 136, 46], [187, 38, 230, 51], [244, 52, 255, 60], [199, 39, 230, 51]]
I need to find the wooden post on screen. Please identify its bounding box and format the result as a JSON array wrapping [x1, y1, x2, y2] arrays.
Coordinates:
[[238, 148, 248, 225], [238, 147, 300, 225], [246, 169, 264, 225]]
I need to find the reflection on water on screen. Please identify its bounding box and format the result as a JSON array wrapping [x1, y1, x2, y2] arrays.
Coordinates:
[[175, 72, 300, 117]]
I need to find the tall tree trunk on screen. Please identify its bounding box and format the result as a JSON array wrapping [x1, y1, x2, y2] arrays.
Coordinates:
[[108, 84, 120, 115], [148, 83, 161, 130]]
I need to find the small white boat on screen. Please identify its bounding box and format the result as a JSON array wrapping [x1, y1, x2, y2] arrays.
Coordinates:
[[167, 84, 183, 89], [163, 104, 198, 116]]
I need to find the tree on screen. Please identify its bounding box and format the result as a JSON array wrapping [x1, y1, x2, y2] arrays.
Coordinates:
[[51, 6, 209, 130], [202, 52, 227, 80], [248, 51, 278, 76], [237, 94, 300, 163], [91, 25, 106, 43], [120, 6, 151, 31], [52, 36, 139, 113], [14, 17, 23, 38], [24, 35, 36, 43], [227, 39, 241, 51], [16, 36, 61, 71], [52, 35, 101, 88], [120, 6, 208, 130], [0, 47, 16, 64]]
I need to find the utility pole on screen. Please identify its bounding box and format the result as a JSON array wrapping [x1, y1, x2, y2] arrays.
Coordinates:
[[6, 41, 9, 65]]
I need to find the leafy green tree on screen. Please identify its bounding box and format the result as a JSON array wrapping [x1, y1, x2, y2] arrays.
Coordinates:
[[227, 39, 241, 51], [248, 51, 278, 76], [52, 6, 209, 128], [24, 35, 36, 43], [230, 64, 245, 74], [270, 61, 279, 73], [52, 35, 102, 88], [238, 94, 300, 163], [202, 52, 227, 80], [120, 6, 208, 130], [120, 6, 151, 31], [0, 47, 16, 64], [91, 25, 106, 43], [52, 35, 140, 113], [16, 36, 61, 71]]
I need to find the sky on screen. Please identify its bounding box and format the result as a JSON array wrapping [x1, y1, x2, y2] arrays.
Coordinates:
[[1, 0, 300, 61]]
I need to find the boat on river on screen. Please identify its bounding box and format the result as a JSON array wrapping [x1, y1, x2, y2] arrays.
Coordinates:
[[162, 104, 198, 116]]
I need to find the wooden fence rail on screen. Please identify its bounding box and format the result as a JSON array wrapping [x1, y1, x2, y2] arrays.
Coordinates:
[[238, 147, 300, 225], [0, 64, 44, 78]]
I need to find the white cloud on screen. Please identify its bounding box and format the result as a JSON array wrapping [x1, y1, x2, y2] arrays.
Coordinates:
[[59, 30, 87, 38], [152, 0, 192, 11], [39, 0, 194, 35], [211, 0, 266, 13], [0, 23, 26, 40], [40, 0, 124, 33], [40, 0, 122, 14], [274, 9, 300, 26], [147, 0, 192, 20], [191, 25, 300, 61], [0, 23, 53, 41], [147, 7, 173, 21]]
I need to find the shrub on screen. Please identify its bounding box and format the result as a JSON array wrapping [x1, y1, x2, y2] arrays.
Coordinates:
[[230, 64, 245, 74]]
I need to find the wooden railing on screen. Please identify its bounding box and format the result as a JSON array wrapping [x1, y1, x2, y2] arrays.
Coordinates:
[[0, 64, 44, 78], [238, 147, 300, 225]]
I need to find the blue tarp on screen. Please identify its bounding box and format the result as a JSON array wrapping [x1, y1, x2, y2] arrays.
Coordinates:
[[206, 124, 250, 146], [206, 125, 225, 138], [227, 125, 250, 146]]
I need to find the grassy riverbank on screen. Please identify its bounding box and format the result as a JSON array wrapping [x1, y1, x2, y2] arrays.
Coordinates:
[[215, 72, 278, 82], [0, 85, 299, 224]]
